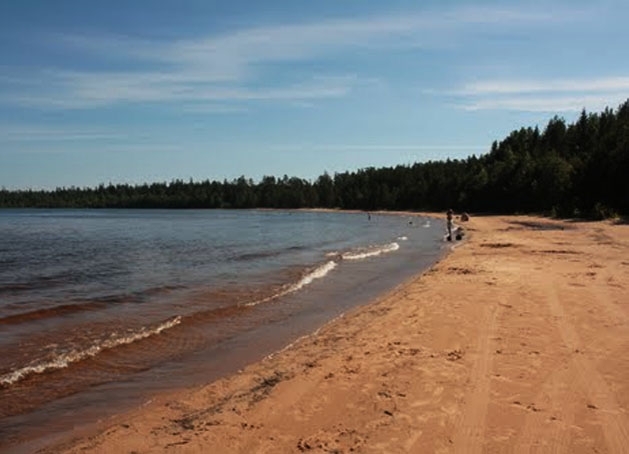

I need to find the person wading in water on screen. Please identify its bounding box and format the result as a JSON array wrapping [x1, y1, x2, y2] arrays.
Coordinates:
[[446, 209, 454, 241]]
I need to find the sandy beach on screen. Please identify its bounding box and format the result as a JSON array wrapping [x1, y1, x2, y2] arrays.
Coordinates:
[[41, 214, 629, 453]]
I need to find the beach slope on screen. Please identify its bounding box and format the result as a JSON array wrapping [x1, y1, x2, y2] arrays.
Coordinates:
[[46, 215, 629, 453]]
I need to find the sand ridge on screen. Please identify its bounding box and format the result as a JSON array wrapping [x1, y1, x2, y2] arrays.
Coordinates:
[[42, 215, 629, 453]]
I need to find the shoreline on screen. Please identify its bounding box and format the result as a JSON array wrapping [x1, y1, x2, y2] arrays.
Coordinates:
[[35, 214, 629, 452], [1, 210, 445, 453]]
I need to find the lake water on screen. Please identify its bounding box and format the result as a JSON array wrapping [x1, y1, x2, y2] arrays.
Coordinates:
[[0, 209, 444, 452]]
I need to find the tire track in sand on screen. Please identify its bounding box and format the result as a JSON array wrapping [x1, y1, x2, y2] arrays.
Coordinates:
[[453, 303, 498, 454], [513, 276, 584, 454], [514, 347, 582, 454], [544, 282, 629, 453]]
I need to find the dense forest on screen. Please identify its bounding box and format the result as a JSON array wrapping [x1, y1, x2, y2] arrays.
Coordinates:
[[2, 100, 628, 218]]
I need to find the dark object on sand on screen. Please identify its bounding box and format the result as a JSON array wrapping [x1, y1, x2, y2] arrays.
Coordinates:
[[461, 212, 470, 222]]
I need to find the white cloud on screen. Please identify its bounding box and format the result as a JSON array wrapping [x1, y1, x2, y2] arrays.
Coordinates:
[[460, 93, 629, 112], [58, 7, 559, 67], [0, 125, 125, 142], [451, 75, 629, 112], [1, 73, 356, 109], [460, 77, 629, 95], [1, 5, 575, 110]]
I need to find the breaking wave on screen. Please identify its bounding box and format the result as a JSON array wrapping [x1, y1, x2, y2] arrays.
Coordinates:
[[341, 242, 400, 260], [245, 261, 337, 307], [0, 316, 181, 387], [246, 239, 402, 307]]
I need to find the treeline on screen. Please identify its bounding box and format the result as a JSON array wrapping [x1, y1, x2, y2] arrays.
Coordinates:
[[2, 100, 628, 218]]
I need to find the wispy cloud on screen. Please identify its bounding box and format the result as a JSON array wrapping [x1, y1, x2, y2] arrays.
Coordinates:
[[1, 5, 572, 110], [0, 125, 125, 142], [58, 6, 559, 67], [460, 77, 629, 96], [2, 72, 356, 109], [0, 125, 187, 154], [452, 76, 629, 112], [460, 94, 628, 112]]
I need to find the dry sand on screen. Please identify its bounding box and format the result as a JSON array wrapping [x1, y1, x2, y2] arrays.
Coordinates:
[[43, 215, 629, 453]]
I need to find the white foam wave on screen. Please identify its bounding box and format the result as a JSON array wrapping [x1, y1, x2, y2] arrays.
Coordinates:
[[292, 260, 337, 290], [246, 261, 337, 307], [341, 242, 400, 261], [246, 241, 400, 307], [397, 236, 408, 241], [0, 316, 182, 386]]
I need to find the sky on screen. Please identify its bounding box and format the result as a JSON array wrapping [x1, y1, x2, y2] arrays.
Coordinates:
[[1, 0, 628, 190]]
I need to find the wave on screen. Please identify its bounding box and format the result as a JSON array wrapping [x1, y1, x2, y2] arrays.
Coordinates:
[[0, 316, 181, 387], [0, 285, 185, 326], [244, 240, 400, 306], [397, 236, 408, 241], [0, 301, 108, 325], [0, 274, 67, 293], [233, 245, 307, 262], [233, 250, 282, 261], [245, 261, 337, 307], [290, 261, 337, 290], [341, 242, 400, 261]]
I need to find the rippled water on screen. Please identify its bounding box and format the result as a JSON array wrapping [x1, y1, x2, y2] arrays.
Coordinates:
[[0, 209, 444, 451]]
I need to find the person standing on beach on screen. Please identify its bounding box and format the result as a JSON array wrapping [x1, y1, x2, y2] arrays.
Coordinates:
[[446, 209, 454, 241]]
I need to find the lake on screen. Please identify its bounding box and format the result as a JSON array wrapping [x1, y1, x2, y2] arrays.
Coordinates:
[[0, 209, 444, 452]]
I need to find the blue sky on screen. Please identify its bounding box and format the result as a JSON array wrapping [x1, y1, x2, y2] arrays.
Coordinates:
[[1, 0, 628, 190]]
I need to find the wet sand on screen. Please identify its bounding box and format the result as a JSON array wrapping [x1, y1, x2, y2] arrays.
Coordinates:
[[41, 214, 629, 453]]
